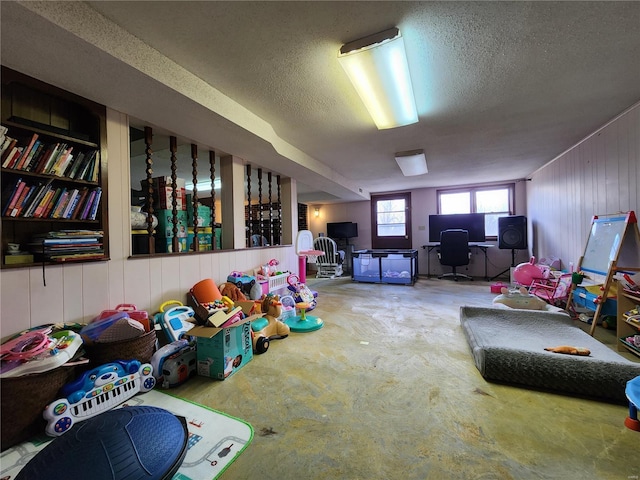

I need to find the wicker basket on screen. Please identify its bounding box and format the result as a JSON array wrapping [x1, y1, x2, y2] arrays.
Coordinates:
[[83, 329, 157, 366], [1, 365, 76, 451]]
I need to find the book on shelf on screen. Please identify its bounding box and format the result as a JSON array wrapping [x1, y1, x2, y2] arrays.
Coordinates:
[[70, 187, 89, 219], [3, 146, 23, 169], [77, 150, 97, 181], [48, 187, 68, 219], [51, 189, 72, 219], [42, 187, 64, 218], [23, 141, 46, 171], [80, 189, 96, 219], [33, 186, 55, 218], [13, 133, 39, 170], [63, 151, 84, 178], [0, 135, 16, 161], [41, 143, 66, 174], [21, 180, 51, 218], [17, 139, 42, 171], [11, 184, 34, 217], [2, 178, 24, 216], [61, 188, 80, 219], [51, 146, 74, 177], [88, 187, 102, 220]]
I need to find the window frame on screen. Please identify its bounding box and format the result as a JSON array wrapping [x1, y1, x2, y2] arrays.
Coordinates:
[[436, 183, 515, 239]]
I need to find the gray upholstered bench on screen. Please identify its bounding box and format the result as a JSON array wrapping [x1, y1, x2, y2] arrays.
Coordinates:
[[459, 306, 640, 403]]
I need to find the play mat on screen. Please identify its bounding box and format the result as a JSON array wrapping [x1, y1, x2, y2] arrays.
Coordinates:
[[0, 389, 253, 480]]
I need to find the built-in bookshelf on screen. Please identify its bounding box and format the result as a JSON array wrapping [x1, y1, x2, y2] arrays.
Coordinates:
[[0, 67, 109, 268]]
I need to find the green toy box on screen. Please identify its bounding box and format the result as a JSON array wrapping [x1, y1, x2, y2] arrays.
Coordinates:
[[190, 319, 253, 380]]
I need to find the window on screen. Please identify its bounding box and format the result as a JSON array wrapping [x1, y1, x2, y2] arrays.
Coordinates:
[[437, 184, 514, 238]]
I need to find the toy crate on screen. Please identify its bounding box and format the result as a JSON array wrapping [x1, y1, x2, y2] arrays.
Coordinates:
[[259, 272, 290, 295]]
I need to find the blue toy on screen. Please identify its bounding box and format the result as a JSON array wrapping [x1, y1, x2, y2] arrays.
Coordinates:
[[154, 300, 196, 342], [44, 360, 156, 436], [227, 271, 256, 295]]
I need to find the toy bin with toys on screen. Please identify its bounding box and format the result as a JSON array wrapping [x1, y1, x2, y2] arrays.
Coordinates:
[[189, 318, 253, 380]]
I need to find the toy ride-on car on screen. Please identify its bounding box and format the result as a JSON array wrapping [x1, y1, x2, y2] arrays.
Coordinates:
[[251, 294, 290, 354], [227, 271, 256, 296]]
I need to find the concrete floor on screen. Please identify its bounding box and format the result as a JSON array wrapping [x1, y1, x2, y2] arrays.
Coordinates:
[[174, 276, 640, 480]]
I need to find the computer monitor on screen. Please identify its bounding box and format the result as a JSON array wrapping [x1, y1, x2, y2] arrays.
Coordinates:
[[326, 222, 358, 239], [428, 213, 486, 243]]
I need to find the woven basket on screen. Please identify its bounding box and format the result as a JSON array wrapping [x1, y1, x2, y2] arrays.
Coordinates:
[[1, 365, 76, 451], [83, 329, 157, 366]]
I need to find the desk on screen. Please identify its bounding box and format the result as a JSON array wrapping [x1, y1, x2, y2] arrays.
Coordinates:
[[421, 243, 493, 280]]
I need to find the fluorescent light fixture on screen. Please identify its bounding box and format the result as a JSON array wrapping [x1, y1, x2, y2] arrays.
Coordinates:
[[338, 27, 418, 129], [395, 149, 428, 176], [185, 178, 221, 191]]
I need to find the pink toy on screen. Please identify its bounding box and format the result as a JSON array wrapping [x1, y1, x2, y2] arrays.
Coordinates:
[[513, 256, 550, 286]]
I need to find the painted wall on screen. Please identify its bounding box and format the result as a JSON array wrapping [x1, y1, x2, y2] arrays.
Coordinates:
[[307, 182, 528, 279], [0, 109, 299, 337]]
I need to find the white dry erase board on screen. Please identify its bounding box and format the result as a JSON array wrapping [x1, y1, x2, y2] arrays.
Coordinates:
[[580, 212, 640, 275]]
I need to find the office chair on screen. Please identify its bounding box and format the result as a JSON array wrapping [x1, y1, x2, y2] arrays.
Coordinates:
[[438, 229, 473, 281], [313, 237, 344, 278]]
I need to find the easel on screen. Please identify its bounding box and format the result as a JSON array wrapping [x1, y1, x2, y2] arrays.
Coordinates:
[[565, 211, 640, 335]]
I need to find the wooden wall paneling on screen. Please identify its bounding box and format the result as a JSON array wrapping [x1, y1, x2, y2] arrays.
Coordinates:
[[79, 262, 111, 320], [529, 103, 639, 270], [123, 257, 153, 315], [28, 266, 63, 326], [105, 110, 127, 306], [159, 256, 183, 303], [61, 265, 85, 322], [0, 268, 30, 333]]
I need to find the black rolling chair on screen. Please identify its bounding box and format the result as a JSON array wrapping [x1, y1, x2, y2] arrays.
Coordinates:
[[438, 229, 473, 281]]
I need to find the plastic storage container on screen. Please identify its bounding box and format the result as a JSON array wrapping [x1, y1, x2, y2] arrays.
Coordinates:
[[352, 249, 418, 285]]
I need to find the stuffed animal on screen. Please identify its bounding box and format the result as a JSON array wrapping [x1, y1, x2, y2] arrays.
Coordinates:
[[492, 286, 548, 310], [544, 345, 591, 356], [219, 282, 247, 302]]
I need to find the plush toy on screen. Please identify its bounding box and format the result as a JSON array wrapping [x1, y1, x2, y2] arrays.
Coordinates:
[[544, 345, 591, 356], [219, 282, 247, 302], [492, 286, 548, 310]]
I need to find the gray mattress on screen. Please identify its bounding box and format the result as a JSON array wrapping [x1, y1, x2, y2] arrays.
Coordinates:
[[459, 306, 640, 402]]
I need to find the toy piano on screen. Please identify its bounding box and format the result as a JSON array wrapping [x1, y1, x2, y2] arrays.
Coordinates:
[[43, 360, 156, 436]]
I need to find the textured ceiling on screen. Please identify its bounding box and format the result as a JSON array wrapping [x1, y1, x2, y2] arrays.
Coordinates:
[[2, 1, 639, 203]]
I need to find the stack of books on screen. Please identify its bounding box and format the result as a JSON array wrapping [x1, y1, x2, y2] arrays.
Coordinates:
[[28, 230, 104, 263]]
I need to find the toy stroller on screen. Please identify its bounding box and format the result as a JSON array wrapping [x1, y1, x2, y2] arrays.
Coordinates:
[[286, 274, 317, 311]]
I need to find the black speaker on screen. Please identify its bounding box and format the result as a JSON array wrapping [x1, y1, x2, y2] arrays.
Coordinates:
[[498, 216, 527, 250]]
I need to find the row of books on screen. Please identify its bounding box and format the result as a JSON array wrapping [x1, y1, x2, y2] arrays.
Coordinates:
[[0, 129, 99, 182], [2, 177, 102, 220], [28, 230, 104, 262]]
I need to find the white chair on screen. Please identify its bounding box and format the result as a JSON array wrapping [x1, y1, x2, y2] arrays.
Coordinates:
[[313, 237, 344, 278]]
